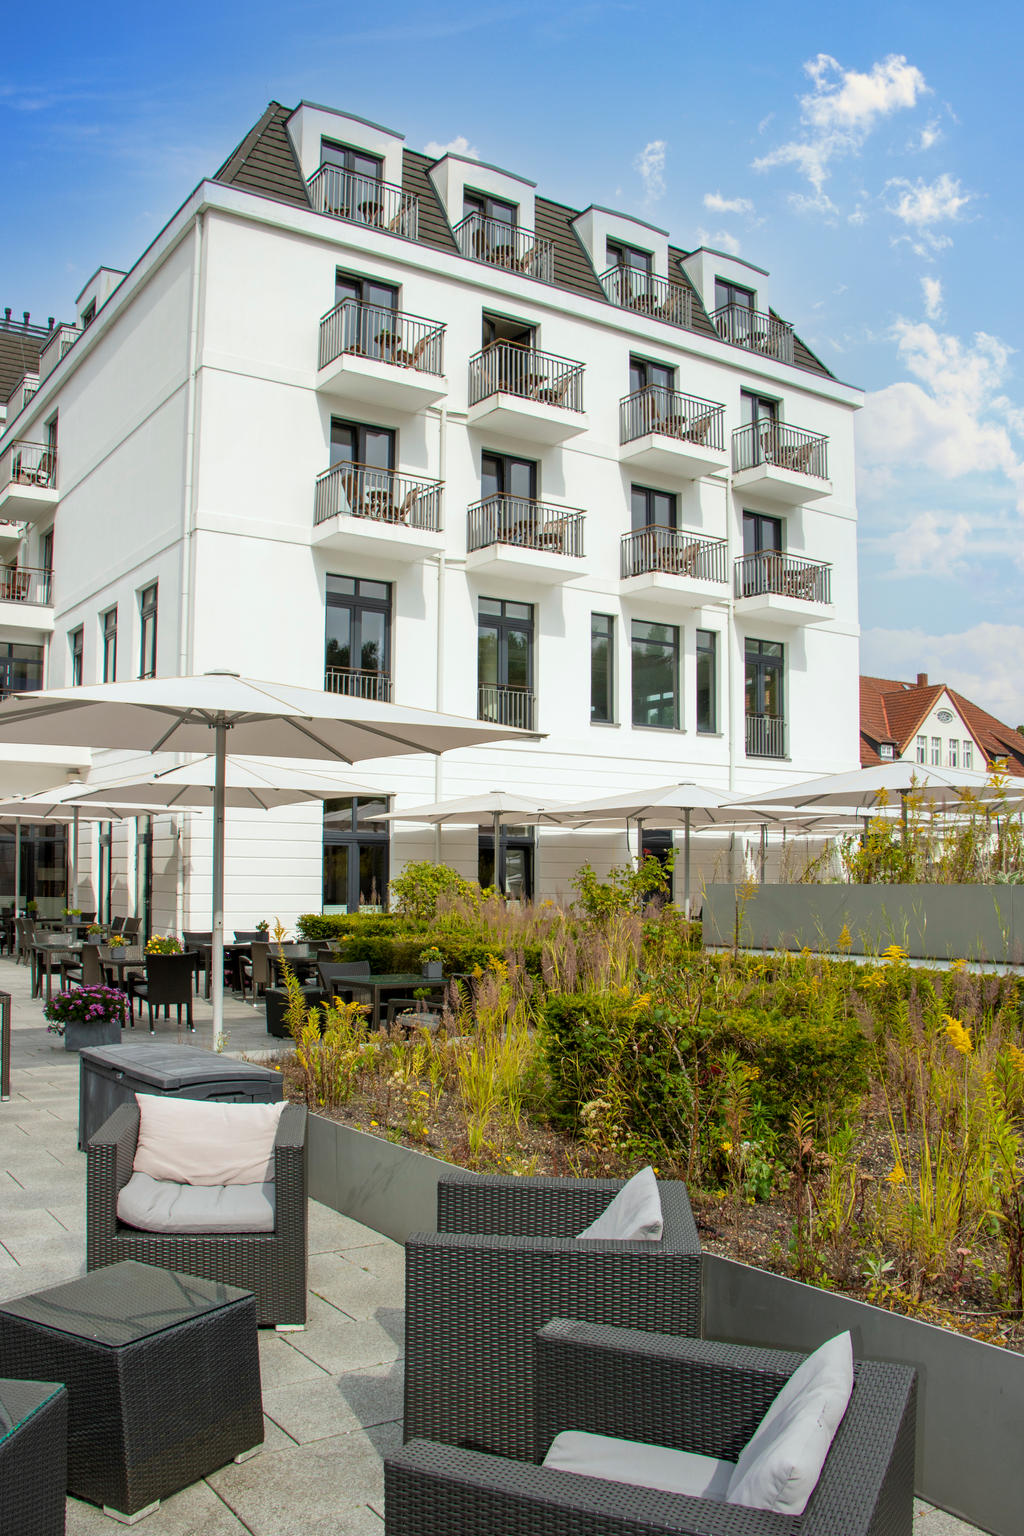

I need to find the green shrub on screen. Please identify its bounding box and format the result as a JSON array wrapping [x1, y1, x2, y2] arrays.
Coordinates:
[[295, 912, 408, 942], [389, 861, 481, 922], [332, 930, 545, 978], [723, 1007, 869, 1134]]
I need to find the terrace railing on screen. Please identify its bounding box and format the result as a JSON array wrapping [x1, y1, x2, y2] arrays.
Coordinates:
[[734, 550, 832, 604], [1, 441, 56, 493], [0, 566, 51, 605], [468, 343, 583, 412], [318, 300, 444, 375], [468, 496, 584, 557], [746, 714, 787, 759], [477, 683, 535, 731], [711, 303, 795, 364], [324, 666, 392, 702], [314, 462, 443, 532], [307, 166, 418, 240], [453, 213, 554, 283], [619, 386, 725, 451], [732, 421, 829, 480], [620, 525, 728, 583], [599, 266, 692, 328], [38, 324, 80, 380]]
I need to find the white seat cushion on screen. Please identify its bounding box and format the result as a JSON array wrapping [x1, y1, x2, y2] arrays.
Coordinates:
[[726, 1331, 854, 1515], [576, 1166, 663, 1242], [117, 1171, 276, 1233], [132, 1094, 286, 1185], [543, 1430, 733, 1499]]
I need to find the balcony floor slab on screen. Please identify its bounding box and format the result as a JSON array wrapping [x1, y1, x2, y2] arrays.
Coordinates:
[[466, 394, 589, 446], [312, 514, 445, 563], [466, 543, 586, 585], [620, 570, 730, 612], [0, 600, 53, 634], [315, 353, 448, 411], [734, 592, 835, 626], [0, 485, 57, 523], [620, 435, 728, 480], [732, 464, 832, 506]]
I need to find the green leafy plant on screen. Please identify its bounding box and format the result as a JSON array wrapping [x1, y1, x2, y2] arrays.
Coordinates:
[[389, 861, 481, 923], [145, 935, 182, 955]]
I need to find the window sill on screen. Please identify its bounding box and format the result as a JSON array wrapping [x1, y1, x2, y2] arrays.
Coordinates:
[[696, 730, 724, 739], [632, 724, 684, 734], [590, 720, 620, 728]]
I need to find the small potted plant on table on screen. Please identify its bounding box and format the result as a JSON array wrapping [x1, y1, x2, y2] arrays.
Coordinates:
[[145, 935, 182, 955], [419, 945, 444, 980], [45, 985, 128, 1051]]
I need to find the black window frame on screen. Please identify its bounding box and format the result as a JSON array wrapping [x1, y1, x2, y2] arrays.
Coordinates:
[[481, 450, 538, 502], [330, 417, 396, 471], [101, 606, 117, 684], [631, 619, 680, 730], [607, 240, 653, 273], [590, 613, 615, 724], [0, 642, 43, 696], [322, 795, 390, 914], [69, 627, 83, 688], [478, 824, 535, 899], [138, 584, 157, 679], [743, 510, 784, 555], [745, 637, 784, 720], [319, 139, 383, 180], [40, 529, 53, 573], [463, 189, 518, 227], [740, 389, 778, 426], [631, 483, 678, 532], [629, 354, 675, 394], [696, 629, 718, 735], [325, 575, 392, 688], [334, 269, 400, 311], [477, 597, 534, 692], [715, 277, 755, 311]]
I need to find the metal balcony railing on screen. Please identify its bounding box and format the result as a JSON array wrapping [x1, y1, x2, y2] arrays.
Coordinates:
[[318, 300, 444, 375], [469, 343, 584, 412], [453, 213, 555, 283], [314, 462, 443, 531], [1, 441, 56, 493], [39, 324, 80, 380], [306, 166, 418, 240], [620, 526, 728, 583], [732, 421, 829, 480], [734, 551, 832, 604], [5, 377, 38, 420], [477, 683, 535, 731], [711, 304, 795, 364], [468, 496, 585, 557], [599, 266, 692, 328], [620, 386, 725, 451], [746, 714, 787, 759], [324, 666, 392, 702], [0, 566, 52, 605]]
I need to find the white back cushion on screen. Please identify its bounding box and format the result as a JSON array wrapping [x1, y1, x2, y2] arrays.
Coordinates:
[[726, 1331, 854, 1516], [132, 1094, 286, 1185], [576, 1166, 663, 1242], [544, 1431, 734, 1501]]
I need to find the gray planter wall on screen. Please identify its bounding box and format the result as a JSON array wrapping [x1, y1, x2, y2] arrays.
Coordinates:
[[702, 882, 1024, 963], [307, 1114, 475, 1243]]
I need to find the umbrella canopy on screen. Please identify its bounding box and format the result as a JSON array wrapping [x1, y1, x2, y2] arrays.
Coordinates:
[[0, 674, 536, 1044], [735, 762, 997, 810], [372, 790, 569, 893], [71, 755, 380, 812]]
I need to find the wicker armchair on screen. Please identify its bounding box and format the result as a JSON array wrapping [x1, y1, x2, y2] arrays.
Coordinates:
[[86, 1101, 308, 1327], [404, 1175, 701, 1461], [388, 1320, 917, 1536]]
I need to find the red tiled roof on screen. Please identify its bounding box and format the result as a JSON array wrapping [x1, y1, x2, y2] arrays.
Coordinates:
[[860, 675, 1024, 776]]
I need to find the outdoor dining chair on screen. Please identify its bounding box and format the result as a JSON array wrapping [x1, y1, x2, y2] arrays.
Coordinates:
[[128, 952, 198, 1033]]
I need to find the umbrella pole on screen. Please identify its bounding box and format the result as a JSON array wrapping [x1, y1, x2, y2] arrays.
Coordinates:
[[72, 806, 80, 911], [14, 819, 21, 916], [759, 823, 767, 883], [211, 720, 227, 1050], [683, 808, 692, 920], [493, 809, 502, 895]]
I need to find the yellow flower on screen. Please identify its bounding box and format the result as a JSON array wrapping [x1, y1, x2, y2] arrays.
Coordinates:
[[1008, 1043, 1024, 1075], [943, 1015, 973, 1056], [887, 1164, 906, 1186], [950, 958, 967, 974], [370, 1120, 379, 1127], [882, 943, 909, 964], [721, 1140, 733, 1154], [837, 923, 852, 953]]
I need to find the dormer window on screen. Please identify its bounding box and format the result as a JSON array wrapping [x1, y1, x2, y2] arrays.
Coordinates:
[[880, 743, 895, 761], [320, 139, 383, 180], [464, 191, 517, 228], [81, 301, 96, 329], [715, 278, 755, 312], [317, 140, 389, 228], [607, 240, 652, 274]]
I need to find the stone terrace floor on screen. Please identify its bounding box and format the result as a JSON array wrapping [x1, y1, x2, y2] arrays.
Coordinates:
[[0, 955, 979, 1535]]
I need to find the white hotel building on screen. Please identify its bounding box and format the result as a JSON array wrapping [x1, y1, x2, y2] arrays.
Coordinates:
[[0, 101, 861, 929]]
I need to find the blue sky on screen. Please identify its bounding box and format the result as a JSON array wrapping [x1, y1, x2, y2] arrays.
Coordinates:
[[4, 2, 1023, 722]]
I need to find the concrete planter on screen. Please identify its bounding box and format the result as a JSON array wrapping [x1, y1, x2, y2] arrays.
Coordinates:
[[61, 1018, 123, 1052], [703, 882, 1024, 963]]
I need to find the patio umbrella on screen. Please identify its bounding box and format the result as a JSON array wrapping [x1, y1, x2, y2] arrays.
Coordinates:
[[0, 674, 536, 1045], [371, 789, 571, 894], [733, 763, 998, 817], [72, 754, 379, 811]]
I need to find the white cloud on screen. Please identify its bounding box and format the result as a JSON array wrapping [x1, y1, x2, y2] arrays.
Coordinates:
[[886, 171, 971, 230], [753, 52, 928, 207], [635, 140, 666, 202], [423, 135, 479, 160], [886, 510, 972, 576], [910, 118, 942, 151], [703, 191, 753, 215], [857, 321, 1024, 506], [921, 275, 943, 319], [860, 624, 1024, 727], [695, 226, 741, 256]]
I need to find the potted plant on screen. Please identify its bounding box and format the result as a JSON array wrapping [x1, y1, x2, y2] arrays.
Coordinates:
[[256, 920, 269, 934], [145, 935, 182, 955], [45, 985, 127, 1052], [419, 945, 444, 980], [26, 900, 38, 916], [105, 933, 127, 950], [63, 907, 82, 920]]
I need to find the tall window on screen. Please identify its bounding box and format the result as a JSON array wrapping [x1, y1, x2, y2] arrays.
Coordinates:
[[931, 736, 941, 766], [334, 271, 399, 360], [464, 190, 518, 228], [322, 796, 389, 915], [138, 584, 157, 678], [715, 278, 755, 311], [696, 630, 718, 734], [591, 614, 615, 724], [629, 355, 674, 394], [740, 390, 778, 427], [481, 451, 537, 502], [318, 141, 385, 225], [631, 484, 677, 531], [607, 240, 652, 274], [478, 599, 534, 728], [948, 739, 959, 769], [963, 740, 973, 770], [330, 418, 395, 472], [743, 510, 783, 554], [745, 639, 784, 721], [321, 140, 383, 180], [631, 620, 679, 729], [41, 529, 53, 573], [101, 608, 117, 683], [325, 576, 391, 700], [0, 644, 43, 695], [69, 628, 83, 687], [916, 735, 927, 764], [479, 824, 535, 899]]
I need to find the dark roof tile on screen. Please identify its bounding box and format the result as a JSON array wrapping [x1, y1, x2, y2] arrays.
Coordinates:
[[0, 323, 48, 406], [214, 103, 310, 209], [401, 150, 457, 255]]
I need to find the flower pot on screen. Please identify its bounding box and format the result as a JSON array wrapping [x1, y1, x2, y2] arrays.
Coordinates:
[[421, 962, 443, 979], [63, 1016, 124, 1052]]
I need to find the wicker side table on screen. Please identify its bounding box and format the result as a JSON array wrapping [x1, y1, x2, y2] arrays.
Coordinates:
[[0, 1261, 263, 1522], [0, 1378, 68, 1535]]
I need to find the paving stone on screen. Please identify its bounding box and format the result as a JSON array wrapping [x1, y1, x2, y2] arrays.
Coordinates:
[[1, 1230, 88, 1266], [257, 1328, 330, 1390], [307, 1251, 400, 1320], [308, 1201, 384, 1254], [286, 1310, 404, 1376], [67, 1478, 251, 1534], [262, 1362, 403, 1444]]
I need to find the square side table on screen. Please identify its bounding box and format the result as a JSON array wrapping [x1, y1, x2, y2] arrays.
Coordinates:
[[0, 1378, 68, 1535]]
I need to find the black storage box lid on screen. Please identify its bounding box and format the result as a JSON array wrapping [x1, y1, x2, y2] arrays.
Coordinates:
[[79, 1043, 281, 1092]]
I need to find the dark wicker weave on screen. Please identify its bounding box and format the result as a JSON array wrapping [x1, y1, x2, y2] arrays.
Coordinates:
[[0, 1378, 68, 1536], [404, 1175, 701, 1460], [86, 1101, 308, 1326], [0, 1263, 263, 1520], [387, 1321, 917, 1536]]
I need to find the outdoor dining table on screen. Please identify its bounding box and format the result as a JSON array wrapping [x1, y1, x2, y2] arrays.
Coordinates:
[[30, 939, 82, 1004], [194, 940, 252, 998], [342, 972, 447, 1030], [97, 948, 145, 993]]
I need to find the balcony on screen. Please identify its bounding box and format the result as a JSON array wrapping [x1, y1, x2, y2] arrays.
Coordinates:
[[0, 521, 25, 551], [306, 165, 418, 240], [746, 714, 787, 759], [453, 213, 555, 284], [733, 551, 833, 625], [711, 304, 795, 365], [4, 375, 38, 423], [619, 386, 728, 478], [38, 324, 80, 381], [0, 441, 58, 521], [732, 422, 831, 505], [478, 683, 535, 731], [619, 526, 729, 611], [467, 343, 587, 444], [466, 496, 585, 584], [599, 267, 692, 329], [312, 462, 444, 561], [324, 666, 392, 702], [317, 300, 447, 410], [0, 566, 54, 633]]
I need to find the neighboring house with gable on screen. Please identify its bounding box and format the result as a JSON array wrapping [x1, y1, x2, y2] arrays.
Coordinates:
[[860, 673, 1024, 778]]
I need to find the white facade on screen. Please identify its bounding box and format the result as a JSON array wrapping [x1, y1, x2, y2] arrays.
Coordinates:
[[0, 100, 862, 926]]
